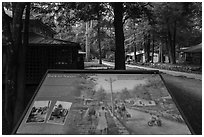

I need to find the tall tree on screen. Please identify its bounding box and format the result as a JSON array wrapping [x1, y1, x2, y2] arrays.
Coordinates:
[[85, 21, 92, 61], [152, 2, 202, 64], [3, 5, 14, 133], [3, 2, 27, 131], [112, 3, 126, 69], [97, 5, 102, 64], [68, 3, 106, 63], [151, 30, 155, 63], [31, 2, 152, 69], [88, 20, 115, 60], [14, 3, 30, 126]]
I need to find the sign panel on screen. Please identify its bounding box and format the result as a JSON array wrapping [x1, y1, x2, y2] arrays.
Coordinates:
[[15, 71, 192, 135]]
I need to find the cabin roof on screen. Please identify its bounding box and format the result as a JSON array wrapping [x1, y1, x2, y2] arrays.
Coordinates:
[[28, 33, 80, 48], [183, 43, 202, 53]]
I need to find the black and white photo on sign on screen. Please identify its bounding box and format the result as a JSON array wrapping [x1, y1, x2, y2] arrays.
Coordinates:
[[47, 101, 72, 125], [26, 100, 51, 123]]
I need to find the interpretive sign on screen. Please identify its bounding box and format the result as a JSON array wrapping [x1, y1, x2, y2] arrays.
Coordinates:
[[14, 70, 192, 135]]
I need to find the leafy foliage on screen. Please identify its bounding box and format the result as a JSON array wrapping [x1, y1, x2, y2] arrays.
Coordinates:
[[94, 86, 107, 101], [124, 2, 202, 64]]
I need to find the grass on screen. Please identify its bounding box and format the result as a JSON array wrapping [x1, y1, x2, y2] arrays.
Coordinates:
[[84, 61, 113, 69], [132, 62, 202, 74]]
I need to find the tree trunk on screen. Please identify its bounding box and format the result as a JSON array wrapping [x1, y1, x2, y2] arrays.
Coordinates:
[[97, 11, 102, 64], [167, 21, 173, 64], [144, 33, 150, 63], [165, 36, 170, 63], [167, 20, 176, 64], [2, 6, 15, 133], [11, 2, 26, 127], [13, 3, 29, 126], [147, 32, 151, 63], [113, 2, 126, 70], [172, 20, 177, 64], [134, 44, 137, 63], [5, 53, 17, 132], [161, 45, 164, 63], [158, 44, 161, 63], [85, 22, 90, 61], [133, 32, 137, 63], [151, 33, 154, 63], [98, 24, 102, 64], [158, 44, 164, 63]]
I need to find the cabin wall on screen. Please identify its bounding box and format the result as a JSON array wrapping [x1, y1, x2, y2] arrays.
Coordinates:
[[26, 44, 82, 84]]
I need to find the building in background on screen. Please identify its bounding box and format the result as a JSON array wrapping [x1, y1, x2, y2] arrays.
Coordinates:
[[179, 43, 202, 65], [3, 9, 84, 84]]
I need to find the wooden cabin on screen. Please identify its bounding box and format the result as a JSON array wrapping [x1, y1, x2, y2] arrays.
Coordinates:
[[3, 10, 84, 84]]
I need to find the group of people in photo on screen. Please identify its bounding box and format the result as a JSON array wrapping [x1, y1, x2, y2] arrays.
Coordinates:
[[82, 105, 108, 134]]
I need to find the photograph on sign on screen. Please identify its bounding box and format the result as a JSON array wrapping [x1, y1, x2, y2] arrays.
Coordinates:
[[26, 100, 51, 123], [47, 101, 72, 125]]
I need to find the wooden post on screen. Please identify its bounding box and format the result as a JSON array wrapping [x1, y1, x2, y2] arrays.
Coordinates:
[[105, 78, 116, 115]]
